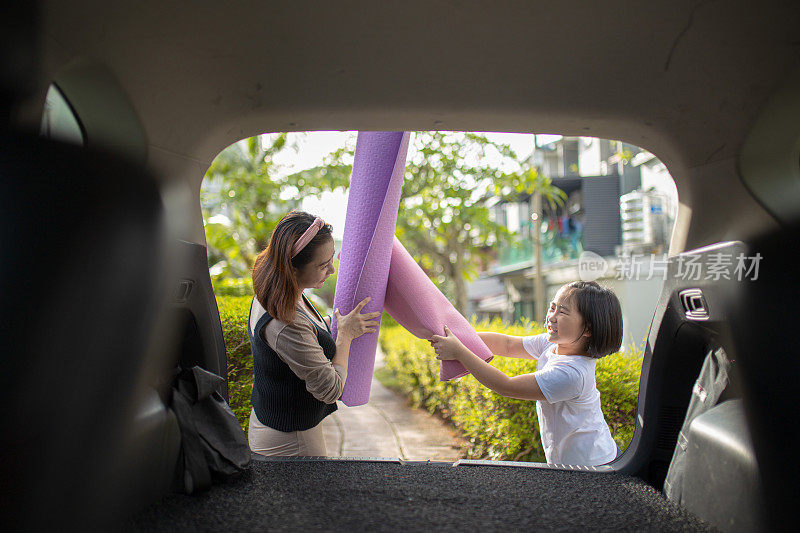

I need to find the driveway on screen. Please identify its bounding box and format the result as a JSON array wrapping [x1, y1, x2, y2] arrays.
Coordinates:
[[321, 348, 466, 460]]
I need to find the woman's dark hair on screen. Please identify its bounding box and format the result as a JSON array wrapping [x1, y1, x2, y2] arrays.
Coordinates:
[[562, 280, 623, 358], [252, 210, 333, 323]]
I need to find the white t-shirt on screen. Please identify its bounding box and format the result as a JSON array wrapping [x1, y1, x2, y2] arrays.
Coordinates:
[[523, 333, 617, 466]]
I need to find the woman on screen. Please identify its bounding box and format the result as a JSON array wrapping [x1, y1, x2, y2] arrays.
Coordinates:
[[248, 210, 379, 456]]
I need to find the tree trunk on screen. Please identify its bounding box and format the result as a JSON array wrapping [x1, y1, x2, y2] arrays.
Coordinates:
[[454, 265, 468, 317], [450, 242, 468, 316], [533, 190, 545, 323]]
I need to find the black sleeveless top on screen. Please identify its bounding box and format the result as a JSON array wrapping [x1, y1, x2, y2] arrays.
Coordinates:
[[249, 295, 338, 432]]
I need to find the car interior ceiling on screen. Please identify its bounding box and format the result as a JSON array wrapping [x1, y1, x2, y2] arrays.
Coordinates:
[[2, 1, 799, 531]]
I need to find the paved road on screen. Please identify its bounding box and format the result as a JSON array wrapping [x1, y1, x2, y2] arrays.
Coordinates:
[[320, 349, 466, 461]]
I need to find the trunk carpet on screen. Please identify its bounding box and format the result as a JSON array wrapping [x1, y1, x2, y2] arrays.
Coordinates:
[[125, 458, 714, 531]]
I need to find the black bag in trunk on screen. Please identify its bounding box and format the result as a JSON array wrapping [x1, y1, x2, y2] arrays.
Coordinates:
[[170, 366, 251, 494]]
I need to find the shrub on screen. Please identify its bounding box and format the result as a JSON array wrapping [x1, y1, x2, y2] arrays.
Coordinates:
[[217, 295, 254, 435], [213, 277, 253, 297], [379, 317, 642, 462]]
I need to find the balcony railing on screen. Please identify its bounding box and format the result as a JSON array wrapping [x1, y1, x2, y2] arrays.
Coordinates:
[[497, 229, 584, 267]]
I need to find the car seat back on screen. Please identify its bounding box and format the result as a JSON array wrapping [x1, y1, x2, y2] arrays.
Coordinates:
[[0, 132, 174, 530]]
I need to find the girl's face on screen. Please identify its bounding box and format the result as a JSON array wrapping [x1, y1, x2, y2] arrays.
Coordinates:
[[545, 287, 591, 355], [294, 239, 335, 291]]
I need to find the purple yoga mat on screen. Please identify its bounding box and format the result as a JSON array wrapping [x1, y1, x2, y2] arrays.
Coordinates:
[[332, 131, 410, 406], [384, 237, 494, 381]]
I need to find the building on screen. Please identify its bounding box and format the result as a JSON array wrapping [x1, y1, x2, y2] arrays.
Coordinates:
[[619, 190, 673, 255], [467, 136, 677, 349]]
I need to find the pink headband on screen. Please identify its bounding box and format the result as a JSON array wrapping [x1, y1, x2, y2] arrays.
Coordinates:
[[291, 217, 325, 258]]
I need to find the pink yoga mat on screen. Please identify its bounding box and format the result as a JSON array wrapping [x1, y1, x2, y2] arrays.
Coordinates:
[[384, 237, 494, 381], [332, 131, 410, 406]]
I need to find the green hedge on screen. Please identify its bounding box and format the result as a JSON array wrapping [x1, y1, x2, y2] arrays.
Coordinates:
[[379, 317, 642, 462], [217, 295, 254, 436], [213, 277, 253, 297]]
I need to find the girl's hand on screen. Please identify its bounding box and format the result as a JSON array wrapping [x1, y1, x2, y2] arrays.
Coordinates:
[[334, 297, 381, 341], [429, 325, 467, 361]]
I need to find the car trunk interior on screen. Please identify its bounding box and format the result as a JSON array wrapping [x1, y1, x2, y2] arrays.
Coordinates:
[[2, 2, 799, 531]]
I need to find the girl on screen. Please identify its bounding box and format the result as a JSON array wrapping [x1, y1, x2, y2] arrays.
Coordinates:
[[248, 210, 379, 456], [430, 280, 623, 466]]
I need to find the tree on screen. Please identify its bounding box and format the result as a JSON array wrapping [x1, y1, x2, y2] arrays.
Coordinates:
[[395, 132, 524, 314], [201, 133, 352, 280], [498, 166, 567, 322]]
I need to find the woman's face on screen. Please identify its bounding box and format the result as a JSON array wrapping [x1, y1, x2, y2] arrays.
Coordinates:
[[294, 239, 335, 291], [545, 287, 590, 355]]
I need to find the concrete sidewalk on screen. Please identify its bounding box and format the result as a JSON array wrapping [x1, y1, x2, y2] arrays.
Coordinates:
[[320, 349, 466, 460]]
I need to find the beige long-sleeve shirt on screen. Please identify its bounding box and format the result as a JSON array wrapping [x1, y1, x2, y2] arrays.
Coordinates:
[[249, 295, 346, 404]]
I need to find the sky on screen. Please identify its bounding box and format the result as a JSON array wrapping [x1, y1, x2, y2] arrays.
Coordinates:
[[268, 131, 562, 239]]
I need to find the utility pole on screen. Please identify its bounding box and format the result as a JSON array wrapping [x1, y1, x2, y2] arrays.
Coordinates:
[[531, 134, 545, 324], [532, 188, 544, 323]]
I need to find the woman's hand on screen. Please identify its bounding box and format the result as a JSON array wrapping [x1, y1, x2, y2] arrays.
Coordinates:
[[429, 325, 467, 361], [334, 297, 381, 341]]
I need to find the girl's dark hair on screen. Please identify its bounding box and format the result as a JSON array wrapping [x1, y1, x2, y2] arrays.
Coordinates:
[[252, 210, 333, 323], [562, 280, 623, 358]]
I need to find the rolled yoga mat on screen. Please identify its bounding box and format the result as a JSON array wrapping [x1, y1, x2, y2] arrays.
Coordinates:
[[384, 237, 494, 381], [332, 131, 410, 406], [333, 131, 495, 405]]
